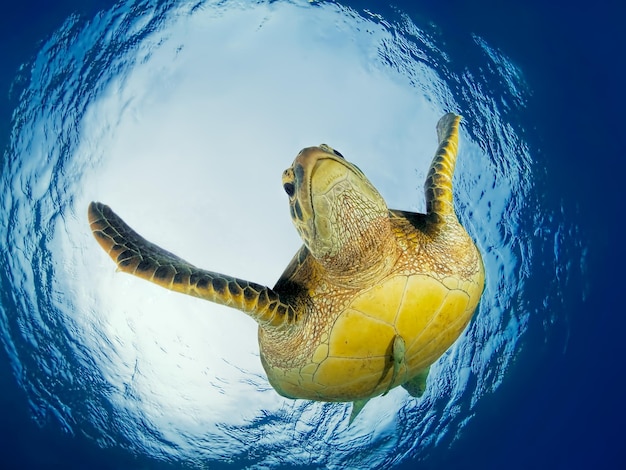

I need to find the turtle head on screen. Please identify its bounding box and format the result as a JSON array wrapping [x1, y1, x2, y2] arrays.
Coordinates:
[[282, 145, 395, 281]]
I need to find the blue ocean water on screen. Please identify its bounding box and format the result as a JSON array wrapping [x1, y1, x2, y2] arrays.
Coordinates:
[[0, 1, 621, 469]]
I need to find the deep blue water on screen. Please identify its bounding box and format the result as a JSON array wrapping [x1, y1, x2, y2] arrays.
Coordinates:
[[0, 1, 623, 469]]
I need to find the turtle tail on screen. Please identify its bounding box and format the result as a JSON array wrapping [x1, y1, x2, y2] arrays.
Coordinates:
[[88, 202, 297, 329], [424, 113, 461, 223]]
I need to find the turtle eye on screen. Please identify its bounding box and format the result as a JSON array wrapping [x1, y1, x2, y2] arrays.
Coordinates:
[[283, 182, 295, 197]]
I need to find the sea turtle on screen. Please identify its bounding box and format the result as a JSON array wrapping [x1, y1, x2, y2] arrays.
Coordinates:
[[88, 113, 484, 420]]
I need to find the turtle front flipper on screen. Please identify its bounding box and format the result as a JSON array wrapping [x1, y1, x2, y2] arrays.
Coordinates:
[[424, 113, 461, 222], [88, 202, 296, 329]]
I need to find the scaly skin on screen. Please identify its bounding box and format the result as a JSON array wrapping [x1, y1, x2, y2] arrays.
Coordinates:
[[88, 113, 485, 409]]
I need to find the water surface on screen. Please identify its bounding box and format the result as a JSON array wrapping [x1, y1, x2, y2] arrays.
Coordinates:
[[0, 1, 592, 468]]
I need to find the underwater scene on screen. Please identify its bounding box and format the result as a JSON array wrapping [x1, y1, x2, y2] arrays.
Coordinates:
[[0, 0, 620, 468]]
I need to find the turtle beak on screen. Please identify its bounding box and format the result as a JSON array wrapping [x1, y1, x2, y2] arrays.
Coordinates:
[[282, 156, 314, 245], [283, 146, 345, 247], [282, 166, 306, 223]]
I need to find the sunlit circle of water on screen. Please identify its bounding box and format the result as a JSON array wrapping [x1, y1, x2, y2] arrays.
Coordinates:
[[0, 0, 581, 467]]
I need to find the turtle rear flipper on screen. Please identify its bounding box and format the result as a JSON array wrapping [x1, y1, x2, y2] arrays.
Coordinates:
[[88, 202, 296, 329], [349, 399, 369, 424], [401, 367, 429, 398]]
